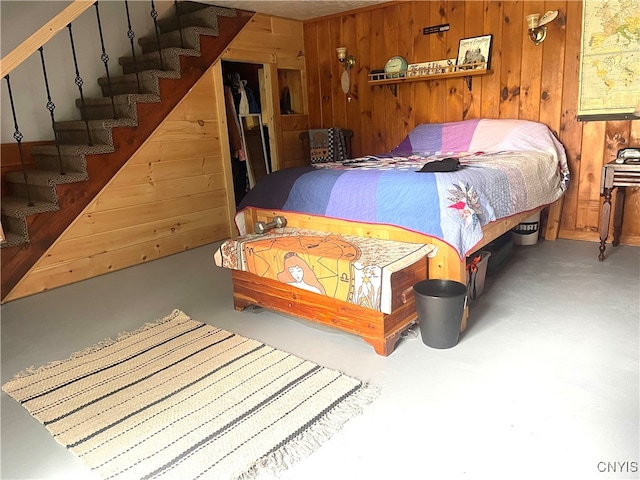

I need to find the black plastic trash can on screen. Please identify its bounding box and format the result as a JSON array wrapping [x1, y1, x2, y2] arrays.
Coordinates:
[[414, 279, 467, 349]]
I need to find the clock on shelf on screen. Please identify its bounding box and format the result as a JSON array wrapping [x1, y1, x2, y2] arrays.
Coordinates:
[[384, 55, 408, 78]]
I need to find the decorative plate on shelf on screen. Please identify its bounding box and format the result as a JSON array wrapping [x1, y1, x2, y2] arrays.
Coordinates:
[[384, 56, 408, 78]]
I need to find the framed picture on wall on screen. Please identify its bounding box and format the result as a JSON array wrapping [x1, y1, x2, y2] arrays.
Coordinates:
[[456, 34, 492, 71]]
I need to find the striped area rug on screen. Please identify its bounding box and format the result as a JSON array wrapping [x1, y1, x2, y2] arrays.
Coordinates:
[[2, 310, 378, 480]]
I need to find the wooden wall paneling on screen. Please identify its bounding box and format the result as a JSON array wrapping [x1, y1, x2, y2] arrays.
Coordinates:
[[126, 136, 222, 166], [68, 186, 227, 237], [538, 0, 566, 135], [110, 155, 221, 187], [43, 205, 224, 265], [537, 1, 567, 239], [444, 1, 465, 121], [410, 3, 431, 127], [227, 15, 302, 59], [604, 121, 630, 161], [480, 1, 503, 119], [222, 48, 276, 64], [396, 2, 415, 141], [342, 14, 360, 150], [462, 0, 485, 120], [576, 121, 606, 234], [369, 8, 387, 153], [317, 20, 334, 127], [208, 62, 234, 236], [427, 1, 448, 124], [499, 1, 524, 119], [382, 3, 404, 149], [557, 0, 583, 235], [9, 222, 226, 299], [281, 130, 305, 168], [270, 16, 305, 46], [331, 18, 347, 128], [303, 22, 321, 127], [261, 62, 285, 172], [355, 11, 372, 156], [88, 172, 226, 213], [518, 0, 545, 122]]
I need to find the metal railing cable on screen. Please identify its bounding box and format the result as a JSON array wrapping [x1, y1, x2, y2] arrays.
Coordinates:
[[125, 0, 142, 94], [174, 1, 184, 49], [150, 1, 165, 71], [94, 2, 118, 119], [38, 47, 66, 176], [67, 23, 93, 146], [3, 75, 34, 207]]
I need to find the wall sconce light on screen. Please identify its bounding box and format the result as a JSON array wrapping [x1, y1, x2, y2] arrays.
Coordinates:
[[336, 46, 356, 98], [336, 46, 356, 71], [526, 10, 558, 45]]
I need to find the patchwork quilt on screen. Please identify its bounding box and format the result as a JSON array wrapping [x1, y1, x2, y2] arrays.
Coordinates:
[[237, 119, 570, 258]]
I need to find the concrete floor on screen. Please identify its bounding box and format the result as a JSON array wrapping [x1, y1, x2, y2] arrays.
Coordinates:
[[1, 238, 638, 480]]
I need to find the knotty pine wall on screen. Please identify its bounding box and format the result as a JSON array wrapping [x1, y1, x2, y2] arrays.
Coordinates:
[[303, 0, 640, 246]]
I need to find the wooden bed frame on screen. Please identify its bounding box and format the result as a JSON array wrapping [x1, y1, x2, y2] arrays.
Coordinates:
[[230, 205, 547, 355]]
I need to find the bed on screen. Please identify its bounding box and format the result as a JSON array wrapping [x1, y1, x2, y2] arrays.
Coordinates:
[[223, 119, 570, 353]]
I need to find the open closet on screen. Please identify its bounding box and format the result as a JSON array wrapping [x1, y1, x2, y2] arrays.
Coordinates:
[[222, 61, 272, 207]]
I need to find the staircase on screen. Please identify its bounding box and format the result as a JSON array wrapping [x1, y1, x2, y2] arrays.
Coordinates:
[[0, 1, 254, 301]]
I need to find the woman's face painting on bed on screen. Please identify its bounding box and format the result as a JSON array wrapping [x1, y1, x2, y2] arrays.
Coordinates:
[[288, 265, 304, 282], [277, 252, 326, 295]]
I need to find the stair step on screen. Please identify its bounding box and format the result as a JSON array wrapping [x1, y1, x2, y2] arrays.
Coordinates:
[[4, 169, 88, 187], [97, 70, 179, 96], [32, 153, 86, 175], [75, 93, 160, 121], [0, 230, 29, 248], [54, 118, 136, 145], [174, 1, 216, 16], [1, 196, 59, 218], [3, 182, 57, 205], [138, 26, 219, 54], [30, 143, 114, 156], [118, 47, 199, 75], [156, 5, 236, 34]]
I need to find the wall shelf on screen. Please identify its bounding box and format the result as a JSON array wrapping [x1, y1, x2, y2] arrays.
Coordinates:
[[369, 67, 492, 95]]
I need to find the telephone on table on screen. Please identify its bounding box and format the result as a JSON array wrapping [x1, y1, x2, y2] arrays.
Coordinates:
[[615, 148, 640, 164]]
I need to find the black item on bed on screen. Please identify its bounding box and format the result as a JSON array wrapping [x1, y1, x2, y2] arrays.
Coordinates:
[[417, 157, 461, 172]]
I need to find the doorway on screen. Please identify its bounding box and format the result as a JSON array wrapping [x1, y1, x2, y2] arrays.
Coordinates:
[[221, 60, 271, 208]]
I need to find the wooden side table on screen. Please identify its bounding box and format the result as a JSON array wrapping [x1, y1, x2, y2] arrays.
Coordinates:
[[599, 160, 640, 261]]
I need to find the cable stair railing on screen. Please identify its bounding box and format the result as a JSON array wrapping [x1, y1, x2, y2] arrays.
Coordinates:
[[0, 0, 253, 300]]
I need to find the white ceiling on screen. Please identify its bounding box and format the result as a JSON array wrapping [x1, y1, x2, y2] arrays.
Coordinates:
[[205, 1, 389, 21]]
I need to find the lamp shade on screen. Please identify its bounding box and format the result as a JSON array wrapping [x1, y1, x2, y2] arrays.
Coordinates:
[[634, 99, 640, 117], [526, 13, 540, 29]]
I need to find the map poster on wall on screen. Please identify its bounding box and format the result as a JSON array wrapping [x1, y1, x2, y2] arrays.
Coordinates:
[[577, 0, 640, 120]]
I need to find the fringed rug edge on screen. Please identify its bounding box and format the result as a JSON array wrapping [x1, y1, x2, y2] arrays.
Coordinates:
[[235, 381, 380, 480], [2, 309, 190, 385]]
